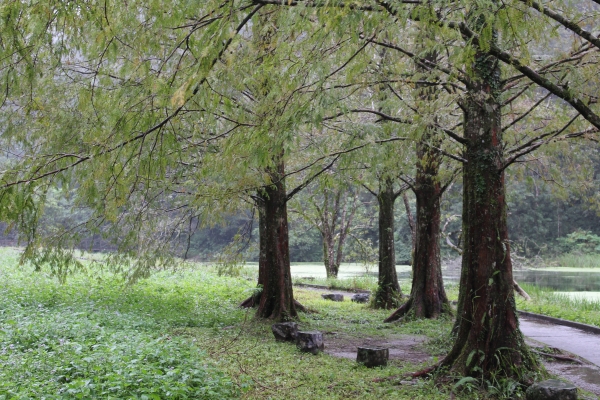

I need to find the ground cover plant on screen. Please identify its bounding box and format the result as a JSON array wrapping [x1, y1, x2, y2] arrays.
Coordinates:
[[0, 247, 518, 399], [0, 248, 247, 399]]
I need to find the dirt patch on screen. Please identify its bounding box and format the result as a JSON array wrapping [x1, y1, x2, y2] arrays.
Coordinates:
[[322, 331, 434, 366]]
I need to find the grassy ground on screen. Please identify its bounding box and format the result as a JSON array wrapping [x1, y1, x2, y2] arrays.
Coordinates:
[[517, 283, 600, 327], [551, 253, 600, 269], [0, 247, 500, 400], [6, 247, 599, 399]]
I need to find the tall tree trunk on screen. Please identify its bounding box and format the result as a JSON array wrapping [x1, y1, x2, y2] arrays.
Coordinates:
[[322, 232, 338, 278], [385, 138, 451, 321], [373, 177, 402, 309], [403, 192, 416, 260], [319, 188, 339, 279], [437, 10, 538, 378], [254, 156, 298, 321], [385, 45, 450, 321], [316, 188, 357, 279]]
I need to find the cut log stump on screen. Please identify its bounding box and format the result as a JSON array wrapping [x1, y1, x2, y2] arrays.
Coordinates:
[[351, 293, 370, 303], [321, 293, 344, 302], [356, 346, 389, 368], [271, 322, 298, 342], [525, 379, 577, 400], [296, 331, 324, 355]]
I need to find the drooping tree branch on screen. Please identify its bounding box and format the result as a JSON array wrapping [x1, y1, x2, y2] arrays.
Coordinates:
[[452, 21, 600, 130], [516, 0, 600, 50]]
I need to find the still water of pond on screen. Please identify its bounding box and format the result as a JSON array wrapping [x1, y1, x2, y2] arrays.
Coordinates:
[[290, 263, 600, 299]]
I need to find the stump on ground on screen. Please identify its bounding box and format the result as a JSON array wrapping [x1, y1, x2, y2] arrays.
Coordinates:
[[271, 322, 298, 342], [525, 379, 577, 400], [356, 346, 389, 368], [321, 293, 344, 302], [351, 293, 370, 303], [296, 331, 324, 355]]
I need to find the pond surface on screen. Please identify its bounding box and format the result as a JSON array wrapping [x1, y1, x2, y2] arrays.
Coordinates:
[[443, 268, 600, 292], [290, 263, 600, 293]]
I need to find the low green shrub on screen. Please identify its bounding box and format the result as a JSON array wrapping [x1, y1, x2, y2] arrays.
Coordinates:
[[556, 230, 600, 255], [0, 248, 250, 399]]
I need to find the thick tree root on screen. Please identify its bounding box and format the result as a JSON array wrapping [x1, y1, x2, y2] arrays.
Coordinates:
[[240, 296, 310, 314], [383, 299, 412, 322], [372, 359, 446, 382], [532, 350, 583, 364], [294, 299, 310, 313], [384, 296, 452, 323], [239, 294, 260, 308], [411, 360, 443, 379]]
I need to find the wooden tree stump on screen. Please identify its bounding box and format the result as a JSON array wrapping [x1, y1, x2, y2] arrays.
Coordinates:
[[296, 331, 324, 354], [356, 346, 389, 368], [321, 293, 344, 302], [351, 293, 370, 303], [271, 322, 298, 342]]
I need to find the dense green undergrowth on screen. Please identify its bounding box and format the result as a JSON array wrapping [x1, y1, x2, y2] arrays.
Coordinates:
[[6, 246, 597, 399], [517, 284, 600, 327], [0, 248, 250, 399], [0, 247, 471, 399]]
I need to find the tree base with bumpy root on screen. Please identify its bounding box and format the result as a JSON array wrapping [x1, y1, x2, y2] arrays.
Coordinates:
[[372, 285, 402, 310]]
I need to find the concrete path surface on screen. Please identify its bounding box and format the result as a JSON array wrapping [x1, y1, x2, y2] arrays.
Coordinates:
[[521, 315, 600, 397], [520, 316, 600, 366]]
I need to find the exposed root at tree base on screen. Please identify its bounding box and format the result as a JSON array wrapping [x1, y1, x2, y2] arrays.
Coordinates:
[[239, 295, 259, 308], [240, 297, 311, 314], [411, 360, 443, 378], [532, 350, 584, 365], [294, 299, 312, 313], [384, 297, 453, 323], [384, 299, 412, 322]]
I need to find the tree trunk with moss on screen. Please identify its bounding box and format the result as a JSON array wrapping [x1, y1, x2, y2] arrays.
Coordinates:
[[385, 138, 450, 321], [373, 177, 402, 309], [385, 46, 450, 322], [254, 156, 299, 320], [436, 12, 538, 378]]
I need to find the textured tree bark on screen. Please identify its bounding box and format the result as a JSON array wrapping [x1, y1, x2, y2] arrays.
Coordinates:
[[317, 188, 356, 279], [385, 45, 451, 322], [255, 156, 299, 321], [438, 11, 538, 378], [385, 138, 450, 321], [402, 192, 416, 259], [373, 177, 402, 309]]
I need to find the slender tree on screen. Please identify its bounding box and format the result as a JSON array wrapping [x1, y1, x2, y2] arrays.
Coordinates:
[[291, 183, 358, 278]]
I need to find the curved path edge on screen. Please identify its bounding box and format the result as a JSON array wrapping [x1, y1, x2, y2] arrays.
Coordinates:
[[518, 310, 600, 336]]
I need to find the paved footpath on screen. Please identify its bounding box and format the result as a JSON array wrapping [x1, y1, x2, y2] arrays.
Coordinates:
[[520, 316, 600, 366], [520, 315, 600, 397]]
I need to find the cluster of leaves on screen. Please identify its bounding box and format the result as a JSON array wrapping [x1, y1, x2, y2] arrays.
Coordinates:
[[0, 248, 251, 399], [556, 230, 600, 255]]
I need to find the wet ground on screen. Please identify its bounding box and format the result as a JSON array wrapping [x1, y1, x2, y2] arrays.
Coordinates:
[[323, 332, 431, 366], [521, 317, 600, 366], [521, 316, 600, 397]]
